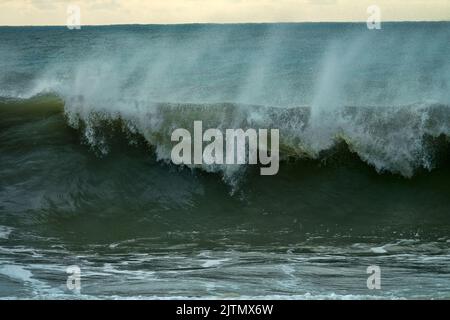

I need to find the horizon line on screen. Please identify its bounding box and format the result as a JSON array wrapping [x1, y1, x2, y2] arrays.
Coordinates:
[[1, 20, 449, 27]]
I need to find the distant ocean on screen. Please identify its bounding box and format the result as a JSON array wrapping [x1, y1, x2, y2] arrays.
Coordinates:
[[0, 22, 450, 299]]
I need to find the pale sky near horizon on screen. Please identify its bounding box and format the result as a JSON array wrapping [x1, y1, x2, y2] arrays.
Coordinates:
[[0, 0, 449, 26]]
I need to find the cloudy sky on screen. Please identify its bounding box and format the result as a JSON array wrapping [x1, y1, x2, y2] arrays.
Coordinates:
[[0, 0, 449, 26]]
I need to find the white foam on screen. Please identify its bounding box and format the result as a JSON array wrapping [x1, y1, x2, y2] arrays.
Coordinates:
[[201, 258, 230, 268], [0, 264, 33, 282], [371, 246, 388, 254], [0, 226, 13, 240]]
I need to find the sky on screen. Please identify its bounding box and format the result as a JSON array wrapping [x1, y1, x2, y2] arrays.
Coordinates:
[[0, 0, 449, 26]]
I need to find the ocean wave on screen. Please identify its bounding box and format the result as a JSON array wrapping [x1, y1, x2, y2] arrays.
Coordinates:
[[2, 94, 450, 181]]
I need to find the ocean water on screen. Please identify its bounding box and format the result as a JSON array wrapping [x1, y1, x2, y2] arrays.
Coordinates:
[[0, 22, 450, 299]]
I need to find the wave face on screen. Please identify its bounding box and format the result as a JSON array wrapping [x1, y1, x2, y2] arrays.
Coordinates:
[[1, 23, 450, 299], [3, 95, 450, 186]]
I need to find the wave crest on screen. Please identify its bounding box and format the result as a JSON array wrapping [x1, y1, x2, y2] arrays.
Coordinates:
[[3, 94, 450, 185], [59, 95, 450, 177]]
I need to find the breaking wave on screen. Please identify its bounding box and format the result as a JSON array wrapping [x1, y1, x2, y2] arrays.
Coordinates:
[[2, 94, 450, 183]]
